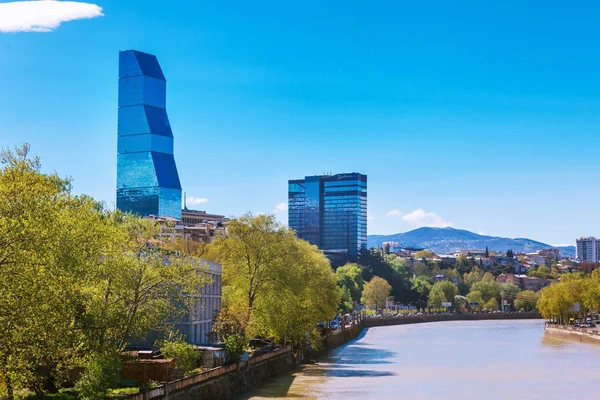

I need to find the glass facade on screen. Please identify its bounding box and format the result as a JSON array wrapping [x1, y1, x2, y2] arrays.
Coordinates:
[[116, 50, 182, 219], [288, 173, 367, 265]]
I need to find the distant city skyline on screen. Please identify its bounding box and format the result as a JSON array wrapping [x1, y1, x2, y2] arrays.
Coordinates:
[[2, 0, 600, 245]]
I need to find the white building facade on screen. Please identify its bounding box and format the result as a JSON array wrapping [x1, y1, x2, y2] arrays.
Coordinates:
[[171, 260, 222, 345]]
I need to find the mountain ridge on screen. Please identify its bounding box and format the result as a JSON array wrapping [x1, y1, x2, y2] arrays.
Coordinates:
[[367, 227, 576, 257]]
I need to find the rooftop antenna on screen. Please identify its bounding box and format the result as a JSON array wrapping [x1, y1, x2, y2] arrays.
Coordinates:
[[184, 191, 187, 210]]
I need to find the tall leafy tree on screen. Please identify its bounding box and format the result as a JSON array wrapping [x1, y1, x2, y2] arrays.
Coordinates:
[[335, 263, 365, 303], [428, 281, 459, 308], [361, 277, 392, 310], [207, 214, 340, 354]]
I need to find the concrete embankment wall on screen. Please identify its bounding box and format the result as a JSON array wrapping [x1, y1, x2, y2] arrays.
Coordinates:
[[545, 325, 600, 345], [364, 312, 541, 328], [324, 323, 363, 348]]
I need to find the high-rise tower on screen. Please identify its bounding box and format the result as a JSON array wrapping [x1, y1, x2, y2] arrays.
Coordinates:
[[116, 50, 182, 219], [288, 173, 367, 266]]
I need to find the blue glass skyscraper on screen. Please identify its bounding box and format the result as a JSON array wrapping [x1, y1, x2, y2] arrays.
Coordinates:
[[116, 50, 182, 219], [288, 173, 367, 266]]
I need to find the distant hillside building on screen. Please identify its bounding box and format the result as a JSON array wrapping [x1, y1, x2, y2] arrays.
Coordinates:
[[576, 237, 600, 263], [288, 173, 367, 266]]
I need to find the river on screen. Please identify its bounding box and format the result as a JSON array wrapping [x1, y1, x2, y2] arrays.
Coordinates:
[[238, 319, 600, 400]]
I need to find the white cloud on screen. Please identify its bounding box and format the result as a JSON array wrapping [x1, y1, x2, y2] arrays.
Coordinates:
[[367, 211, 375, 221], [386, 209, 404, 217], [0, 1, 103, 33], [401, 208, 453, 229], [274, 202, 288, 213], [186, 197, 208, 205]]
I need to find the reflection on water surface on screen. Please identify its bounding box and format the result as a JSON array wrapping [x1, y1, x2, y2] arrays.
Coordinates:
[[239, 320, 600, 400]]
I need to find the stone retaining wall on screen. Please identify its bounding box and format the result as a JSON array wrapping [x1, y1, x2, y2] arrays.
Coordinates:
[[364, 312, 541, 327], [545, 325, 600, 344]]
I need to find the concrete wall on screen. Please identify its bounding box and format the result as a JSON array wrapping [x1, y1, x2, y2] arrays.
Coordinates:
[[545, 325, 600, 344], [363, 312, 541, 328], [323, 324, 363, 349]]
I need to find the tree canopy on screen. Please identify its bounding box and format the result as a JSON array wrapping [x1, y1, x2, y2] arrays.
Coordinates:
[[0, 145, 209, 399], [361, 277, 392, 311], [206, 214, 340, 351]]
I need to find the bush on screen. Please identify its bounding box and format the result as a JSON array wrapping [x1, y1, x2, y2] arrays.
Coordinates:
[[223, 334, 247, 363], [76, 352, 122, 400], [159, 340, 198, 374]]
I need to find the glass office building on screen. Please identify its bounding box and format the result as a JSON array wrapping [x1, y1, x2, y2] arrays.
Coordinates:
[[116, 50, 182, 219], [288, 173, 367, 266]]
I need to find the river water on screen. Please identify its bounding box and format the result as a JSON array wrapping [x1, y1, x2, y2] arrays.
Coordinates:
[[239, 320, 600, 400]]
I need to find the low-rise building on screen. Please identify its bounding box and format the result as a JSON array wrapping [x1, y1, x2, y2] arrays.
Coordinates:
[[524, 276, 553, 292]]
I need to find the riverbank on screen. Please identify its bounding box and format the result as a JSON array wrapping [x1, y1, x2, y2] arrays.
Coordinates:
[[244, 319, 599, 400], [363, 311, 541, 327], [545, 324, 600, 345], [124, 313, 540, 400]]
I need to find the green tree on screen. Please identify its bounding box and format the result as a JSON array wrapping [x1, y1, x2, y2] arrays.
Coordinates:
[[413, 261, 432, 278], [514, 290, 539, 311], [470, 280, 501, 303], [249, 238, 340, 355], [428, 281, 459, 308], [455, 254, 476, 274], [0, 145, 119, 398], [361, 277, 392, 310], [359, 248, 414, 303], [75, 351, 122, 400], [463, 266, 485, 286], [466, 290, 483, 311], [411, 276, 433, 308], [484, 298, 498, 311], [414, 250, 434, 260], [207, 214, 340, 354], [83, 213, 210, 353], [500, 283, 521, 310], [206, 214, 296, 327], [159, 340, 199, 374], [537, 282, 572, 324], [0, 145, 211, 399], [335, 263, 365, 303]]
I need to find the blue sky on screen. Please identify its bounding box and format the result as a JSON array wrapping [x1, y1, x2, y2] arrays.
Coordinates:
[[1, 0, 599, 245]]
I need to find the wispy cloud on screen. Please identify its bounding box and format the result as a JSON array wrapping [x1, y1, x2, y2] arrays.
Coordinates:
[[367, 211, 375, 221], [401, 208, 453, 229], [0, 1, 103, 33], [274, 202, 288, 213], [386, 208, 453, 229], [386, 209, 404, 217], [186, 197, 208, 205]]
